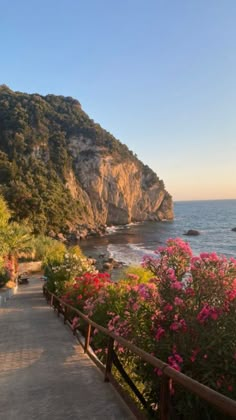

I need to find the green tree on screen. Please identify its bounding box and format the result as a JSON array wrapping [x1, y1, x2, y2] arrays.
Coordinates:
[[3, 222, 33, 280], [0, 195, 11, 268], [0, 194, 11, 228]]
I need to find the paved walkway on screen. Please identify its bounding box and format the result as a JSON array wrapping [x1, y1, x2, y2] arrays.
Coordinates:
[[0, 277, 134, 420]]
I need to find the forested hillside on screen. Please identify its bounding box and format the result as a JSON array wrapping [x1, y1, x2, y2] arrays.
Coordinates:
[[0, 85, 173, 238]]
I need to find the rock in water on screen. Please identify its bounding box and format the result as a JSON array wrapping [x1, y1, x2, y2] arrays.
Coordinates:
[[184, 230, 200, 236]]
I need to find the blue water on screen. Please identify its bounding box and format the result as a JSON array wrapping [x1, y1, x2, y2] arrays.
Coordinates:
[[80, 200, 236, 266]]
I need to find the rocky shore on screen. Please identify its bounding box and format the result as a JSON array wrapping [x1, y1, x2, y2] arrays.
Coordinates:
[[87, 254, 124, 275]]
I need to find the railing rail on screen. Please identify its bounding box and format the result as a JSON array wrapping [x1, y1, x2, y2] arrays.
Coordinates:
[[43, 287, 236, 419]]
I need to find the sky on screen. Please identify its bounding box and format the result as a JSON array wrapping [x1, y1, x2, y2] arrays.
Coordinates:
[[1, 0, 236, 201]]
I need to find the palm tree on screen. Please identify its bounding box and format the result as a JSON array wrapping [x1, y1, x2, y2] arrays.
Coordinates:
[[0, 195, 34, 279], [3, 223, 33, 280]]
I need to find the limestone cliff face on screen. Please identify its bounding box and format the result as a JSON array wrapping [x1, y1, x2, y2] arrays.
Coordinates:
[[67, 135, 174, 227]]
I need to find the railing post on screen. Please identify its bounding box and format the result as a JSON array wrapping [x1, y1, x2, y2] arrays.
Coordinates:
[[84, 324, 91, 353], [160, 375, 170, 420], [64, 306, 67, 324], [50, 294, 54, 307], [104, 337, 114, 382]]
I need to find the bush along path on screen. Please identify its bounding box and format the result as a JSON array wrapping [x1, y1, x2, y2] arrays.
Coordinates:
[[46, 238, 236, 420]]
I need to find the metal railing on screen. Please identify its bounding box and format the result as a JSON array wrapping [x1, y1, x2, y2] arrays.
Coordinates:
[[43, 286, 236, 419]]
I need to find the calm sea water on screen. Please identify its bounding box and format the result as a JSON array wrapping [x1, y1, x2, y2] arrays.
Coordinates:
[[80, 200, 236, 266]]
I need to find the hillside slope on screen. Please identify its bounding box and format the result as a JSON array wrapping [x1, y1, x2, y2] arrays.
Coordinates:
[[0, 85, 173, 238]]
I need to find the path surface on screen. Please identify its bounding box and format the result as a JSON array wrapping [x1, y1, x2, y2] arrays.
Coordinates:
[[0, 277, 134, 420]]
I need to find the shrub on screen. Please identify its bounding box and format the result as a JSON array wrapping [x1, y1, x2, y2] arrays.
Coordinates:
[[59, 238, 236, 419], [0, 268, 10, 288], [44, 246, 96, 295]]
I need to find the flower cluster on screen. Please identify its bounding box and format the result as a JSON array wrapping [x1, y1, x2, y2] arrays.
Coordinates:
[[59, 239, 236, 418], [61, 272, 111, 311]]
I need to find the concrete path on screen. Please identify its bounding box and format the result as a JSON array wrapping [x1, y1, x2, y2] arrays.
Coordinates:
[[0, 277, 134, 420]]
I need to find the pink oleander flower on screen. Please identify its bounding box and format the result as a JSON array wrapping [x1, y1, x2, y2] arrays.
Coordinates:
[[170, 321, 180, 331], [154, 368, 163, 376], [170, 319, 187, 332], [132, 303, 140, 311], [168, 354, 182, 371], [185, 287, 195, 296], [156, 326, 165, 341], [174, 297, 184, 306], [190, 348, 200, 363], [171, 281, 182, 290], [163, 303, 173, 312], [167, 268, 177, 281], [72, 316, 79, 329], [197, 305, 220, 324]]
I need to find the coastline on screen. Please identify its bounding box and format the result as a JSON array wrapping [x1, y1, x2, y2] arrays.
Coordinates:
[[80, 200, 236, 272]]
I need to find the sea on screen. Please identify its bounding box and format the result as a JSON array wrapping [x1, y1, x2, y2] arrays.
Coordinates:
[[80, 200, 236, 269]]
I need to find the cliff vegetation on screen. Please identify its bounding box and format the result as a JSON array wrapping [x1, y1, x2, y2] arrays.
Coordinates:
[[0, 85, 173, 238]]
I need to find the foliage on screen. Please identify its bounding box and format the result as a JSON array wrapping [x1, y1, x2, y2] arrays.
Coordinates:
[[0, 85, 152, 234], [33, 235, 66, 263], [60, 238, 236, 419], [4, 222, 33, 255], [0, 195, 10, 268], [122, 265, 154, 283], [0, 193, 35, 276], [0, 264, 11, 288], [0, 194, 11, 228], [44, 246, 96, 295]]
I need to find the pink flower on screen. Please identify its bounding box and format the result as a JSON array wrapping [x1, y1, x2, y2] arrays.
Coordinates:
[[167, 268, 177, 282], [174, 297, 184, 306], [170, 319, 187, 332], [156, 327, 165, 341], [171, 281, 182, 290], [185, 287, 195, 296], [179, 319, 187, 331], [132, 303, 140, 311], [154, 368, 163, 376], [170, 321, 180, 331], [190, 348, 200, 363], [168, 355, 182, 371], [72, 316, 79, 329], [173, 353, 183, 364], [163, 303, 173, 312], [197, 305, 220, 324]]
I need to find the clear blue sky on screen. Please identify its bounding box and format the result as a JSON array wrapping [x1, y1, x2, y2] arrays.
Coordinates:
[[1, 0, 236, 200]]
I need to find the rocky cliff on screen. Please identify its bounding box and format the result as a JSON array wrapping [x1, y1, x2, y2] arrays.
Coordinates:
[[0, 85, 173, 238]]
